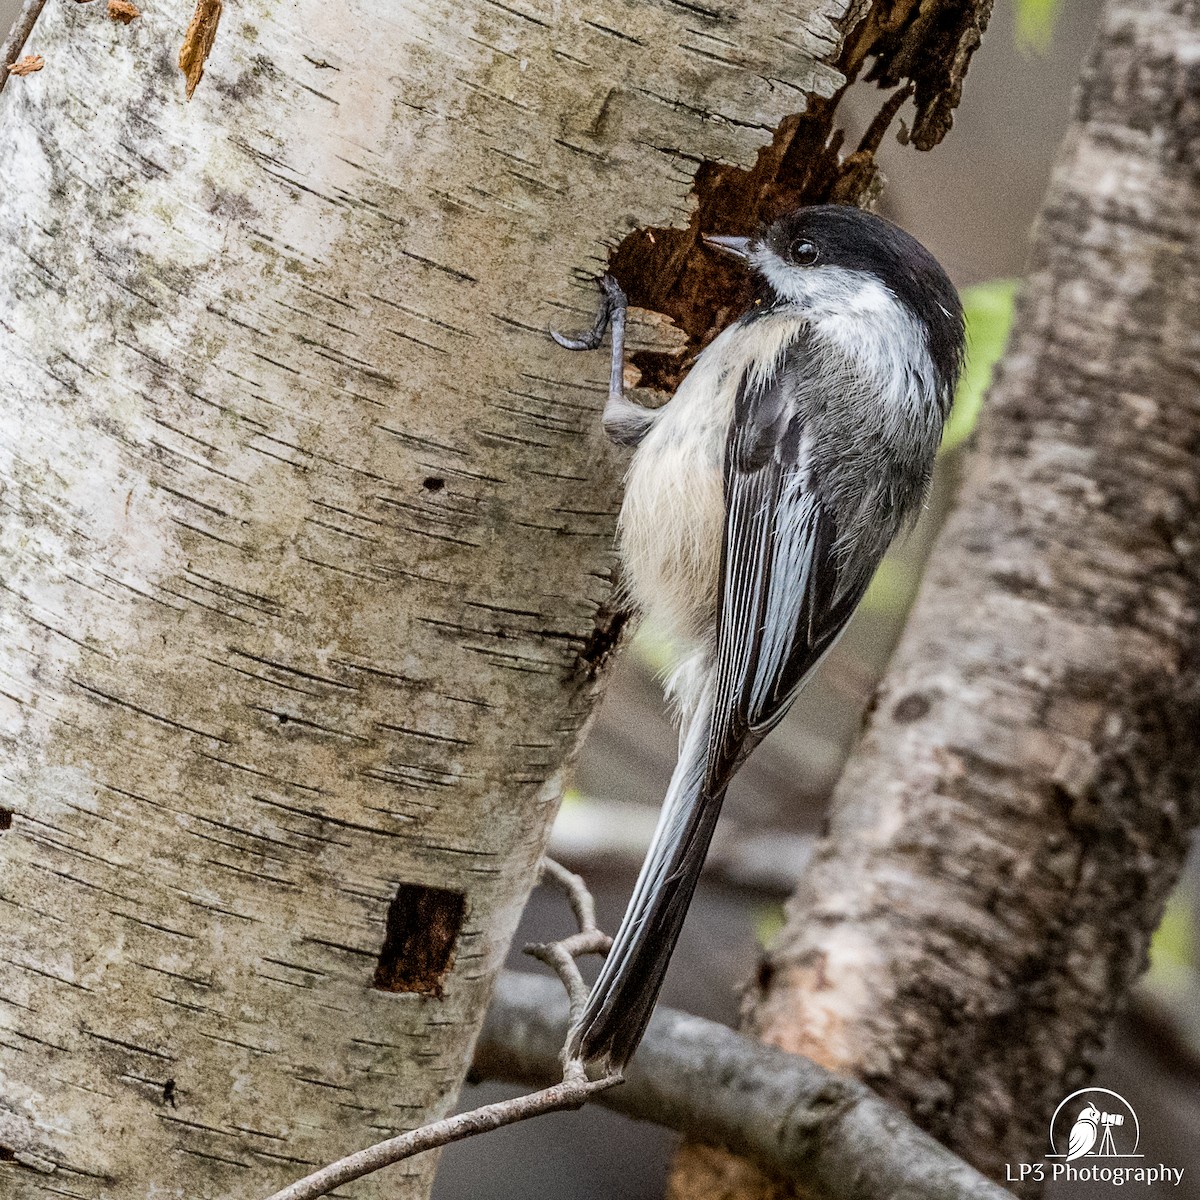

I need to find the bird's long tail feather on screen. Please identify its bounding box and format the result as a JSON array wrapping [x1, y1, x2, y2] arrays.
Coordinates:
[[569, 694, 728, 1069]]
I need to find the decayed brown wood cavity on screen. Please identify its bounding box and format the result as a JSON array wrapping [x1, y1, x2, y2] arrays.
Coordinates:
[[615, 0, 991, 393], [373, 884, 468, 997]]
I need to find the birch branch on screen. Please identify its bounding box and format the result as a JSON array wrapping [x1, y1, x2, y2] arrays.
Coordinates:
[[476, 971, 1017, 1200]]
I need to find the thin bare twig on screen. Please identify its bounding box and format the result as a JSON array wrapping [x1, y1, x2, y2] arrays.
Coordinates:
[[260, 858, 619, 1200], [524, 857, 612, 1031], [260, 1073, 621, 1200], [539, 856, 602, 932]]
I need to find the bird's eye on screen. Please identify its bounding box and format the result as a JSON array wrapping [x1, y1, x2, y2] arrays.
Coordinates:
[[791, 240, 819, 266]]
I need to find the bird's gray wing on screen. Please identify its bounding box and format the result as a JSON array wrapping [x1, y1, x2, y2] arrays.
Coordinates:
[[704, 337, 866, 793], [571, 331, 870, 1069]]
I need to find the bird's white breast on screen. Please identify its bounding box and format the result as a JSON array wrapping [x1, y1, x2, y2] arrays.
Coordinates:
[[618, 313, 805, 663]]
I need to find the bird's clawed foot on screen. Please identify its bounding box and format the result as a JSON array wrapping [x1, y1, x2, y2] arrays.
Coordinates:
[[551, 274, 627, 353], [551, 273, 654, 446]]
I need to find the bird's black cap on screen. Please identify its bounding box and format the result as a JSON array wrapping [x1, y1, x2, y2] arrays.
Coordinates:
[[761, 205, 965, 397]]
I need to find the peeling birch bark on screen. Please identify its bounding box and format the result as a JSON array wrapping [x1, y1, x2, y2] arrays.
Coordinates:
[[672, 1, 1200, 1196], [178, 0, 221, 100]]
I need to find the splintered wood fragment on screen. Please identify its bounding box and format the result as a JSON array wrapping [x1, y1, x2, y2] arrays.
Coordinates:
[[108, 0, 140, 22], [7, 54, 43, 76], [178, 0, 221, 100]]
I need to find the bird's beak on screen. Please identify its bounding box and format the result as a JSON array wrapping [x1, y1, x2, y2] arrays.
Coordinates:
[[704, 235, 753, 261]]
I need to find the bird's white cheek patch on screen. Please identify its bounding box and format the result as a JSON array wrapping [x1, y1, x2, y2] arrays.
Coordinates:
[[751, 249, 810, 305], [749, 254, 901, 325]]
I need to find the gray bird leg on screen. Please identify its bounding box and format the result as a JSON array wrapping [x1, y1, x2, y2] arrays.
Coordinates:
[[551, 275, 654, 447]]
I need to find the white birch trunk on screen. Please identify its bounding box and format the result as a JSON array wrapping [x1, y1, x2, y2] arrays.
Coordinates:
[[0, 1, 854, 1196]]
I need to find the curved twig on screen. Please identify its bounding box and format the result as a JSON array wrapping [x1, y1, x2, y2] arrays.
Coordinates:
[[260, 1072, 622, 1200]]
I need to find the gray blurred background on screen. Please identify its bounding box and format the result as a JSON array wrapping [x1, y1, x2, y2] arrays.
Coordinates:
[[5, 0, 1194, 1195]]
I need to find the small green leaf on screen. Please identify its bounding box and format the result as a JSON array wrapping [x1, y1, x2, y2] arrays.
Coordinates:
[[1150, 889, 1195, 971], [630, 618, 676, 675], [860, 556, 919, 615], [940, 278, 1019, 454], [1014, 0, 1063, 54], [754, 904, 786, 949]]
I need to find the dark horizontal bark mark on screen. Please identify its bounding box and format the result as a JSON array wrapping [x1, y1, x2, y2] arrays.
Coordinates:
[[373, 882, 467, 997]]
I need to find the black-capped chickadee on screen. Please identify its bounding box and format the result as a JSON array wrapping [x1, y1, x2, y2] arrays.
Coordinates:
[[552, 204, 966, 1069]]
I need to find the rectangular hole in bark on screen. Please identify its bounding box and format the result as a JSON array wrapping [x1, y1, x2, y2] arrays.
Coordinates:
[[0, 808, 11, 832], [372, 882, 466, 997]]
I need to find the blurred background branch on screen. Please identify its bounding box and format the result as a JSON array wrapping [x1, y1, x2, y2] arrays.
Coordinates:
[[476, 972, 1016, 1200]]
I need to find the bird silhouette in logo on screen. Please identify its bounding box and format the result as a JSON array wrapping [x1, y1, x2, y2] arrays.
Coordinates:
[[1067, 1104, 1101, 1161]]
